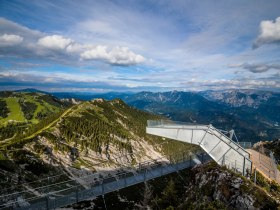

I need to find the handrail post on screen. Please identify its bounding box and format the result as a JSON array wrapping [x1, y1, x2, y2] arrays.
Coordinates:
[[254, 168, 257, 184], [243, 157, 246, 176], [76, 186, 78, 203], [46, 195, 49, 210], [144, 169, 147, 182], [102, 181, 104, 194], [124, 174, 127, 187], [201, 153, 204, 163]]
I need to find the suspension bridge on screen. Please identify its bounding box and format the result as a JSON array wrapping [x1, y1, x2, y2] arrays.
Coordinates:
[[0, 151, 210, 210], [0, 120, 279, 210]]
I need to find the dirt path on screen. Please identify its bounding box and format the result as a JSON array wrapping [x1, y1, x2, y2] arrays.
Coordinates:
[[25, 105, 77, 140], [1, 104, 79, 148]]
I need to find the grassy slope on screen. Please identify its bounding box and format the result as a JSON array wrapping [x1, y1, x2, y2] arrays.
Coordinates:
[[0, 98, 25, 124], [0, 92, 64, 125]]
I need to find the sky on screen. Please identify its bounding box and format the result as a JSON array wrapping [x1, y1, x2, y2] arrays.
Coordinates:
[[0, 0, 280, 92]]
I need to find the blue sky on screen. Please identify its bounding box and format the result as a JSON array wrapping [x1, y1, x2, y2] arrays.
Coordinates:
[[0, 0, 280, 92]]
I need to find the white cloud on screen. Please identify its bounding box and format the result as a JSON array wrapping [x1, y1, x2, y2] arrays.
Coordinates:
[[109, 46, 145, 65], [81, 45, 108, 60], [0, 18, 145, 66], [80, 45, 145, 65], [38, 35, 73, 50], [253, 17, 280, 48], [65, 43, 84, 53], [0, 34, 23, 47]]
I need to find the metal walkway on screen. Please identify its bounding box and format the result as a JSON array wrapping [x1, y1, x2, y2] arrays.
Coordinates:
[[1, 152, 210, 210], [146, 120, 252, 176]]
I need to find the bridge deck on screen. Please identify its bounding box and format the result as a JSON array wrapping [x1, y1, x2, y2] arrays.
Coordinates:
[[1, 153, 209, 210]]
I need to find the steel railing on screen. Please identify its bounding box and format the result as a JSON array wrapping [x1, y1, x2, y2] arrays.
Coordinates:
[[147, 120, 208, 128]]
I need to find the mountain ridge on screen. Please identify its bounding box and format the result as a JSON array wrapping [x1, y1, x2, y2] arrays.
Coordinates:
[[0, 97, 196, 199], [4, 89, 280, 142]]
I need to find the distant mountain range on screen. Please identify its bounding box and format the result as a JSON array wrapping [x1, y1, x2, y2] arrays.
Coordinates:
[[14, 88, 280, 142], [121, 90, 280, 143], [201, 89, 279, 108]]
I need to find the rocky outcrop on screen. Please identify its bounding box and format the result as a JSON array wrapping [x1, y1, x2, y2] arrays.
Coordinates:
[[183, 162, 278, 209]]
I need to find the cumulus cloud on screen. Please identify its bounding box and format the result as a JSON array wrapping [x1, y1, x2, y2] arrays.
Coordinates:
[[37, 35, 73, 50], [253, 17, 280, 48], [80, 46, 145, 65], [81, 45, 108, 60], [0, 34, 23, 47], [229, 63, 280, 73], [0, 18, 145, 66]]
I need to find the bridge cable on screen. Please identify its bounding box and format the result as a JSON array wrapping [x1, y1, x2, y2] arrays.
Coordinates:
[[102, 195, 108, 210]]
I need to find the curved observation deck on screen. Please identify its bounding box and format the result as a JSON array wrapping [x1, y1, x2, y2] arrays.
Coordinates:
[[146, 120, 252, 175]]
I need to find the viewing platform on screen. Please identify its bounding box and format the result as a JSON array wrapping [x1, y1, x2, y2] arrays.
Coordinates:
[[146, 120, 252, 176]]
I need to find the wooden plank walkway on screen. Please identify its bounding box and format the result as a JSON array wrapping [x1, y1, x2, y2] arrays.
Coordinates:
[[247, 149, 280, 183]]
